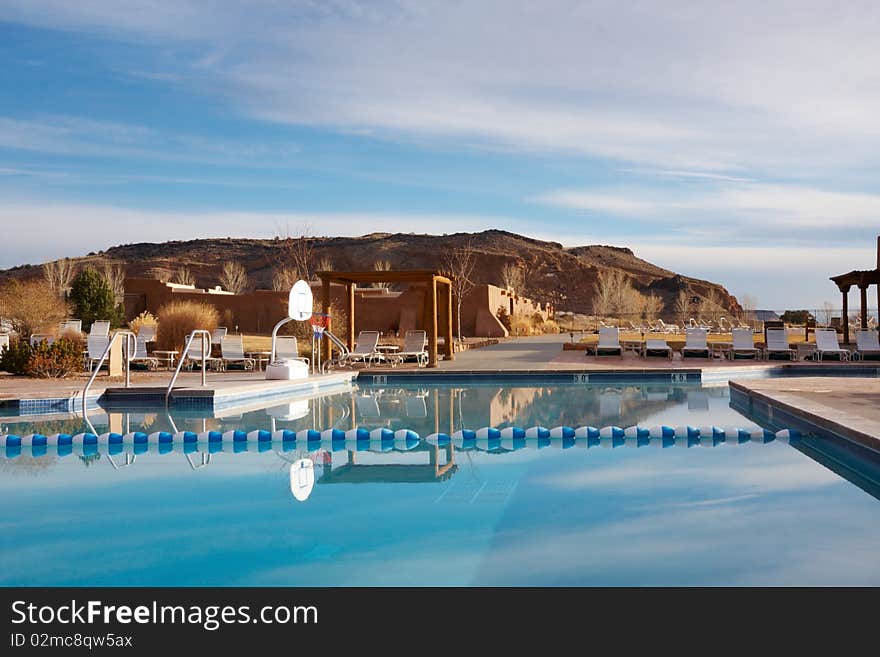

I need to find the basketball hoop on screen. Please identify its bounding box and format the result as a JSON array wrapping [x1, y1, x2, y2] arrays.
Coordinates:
[[310, 313, 331, 338]]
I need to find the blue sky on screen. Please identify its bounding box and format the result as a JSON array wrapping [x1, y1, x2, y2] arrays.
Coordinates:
[[1, 1, 879, 309]]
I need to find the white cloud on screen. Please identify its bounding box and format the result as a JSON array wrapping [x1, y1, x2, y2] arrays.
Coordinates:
[[4, 1, 880, 175]]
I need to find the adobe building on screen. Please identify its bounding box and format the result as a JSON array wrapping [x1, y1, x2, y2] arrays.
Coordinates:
[[124, 276, 554, 338]]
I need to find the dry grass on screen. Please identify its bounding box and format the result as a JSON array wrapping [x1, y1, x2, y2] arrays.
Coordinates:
[[155, 301, 219, 352]]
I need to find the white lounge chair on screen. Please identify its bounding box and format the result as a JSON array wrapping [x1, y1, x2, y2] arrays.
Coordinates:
[[681, 328, 709, 358], [642, 335, 672, 359], [211, 327, 227, 345], [137, 325, 157, 342], [90, 320, 111, 336], [814, 329, 850, 361], [220, 335, 255, 370], [59, 319, 82, 334], [344, 331, 382, 366], [355, 394, 381, 418], [854, 330, 880, 360], [30, 334, 56, 346], [129, 336, 159, 370], [183, 333, 223, 370], [655, 319, 679, 334], [763, 328, 794, 360], [85, 334, 110, 371], [397, 330, 428, 367], [729, 328, 759, 360], [592, 326, 622, 356], [274, 336, 310, 366]]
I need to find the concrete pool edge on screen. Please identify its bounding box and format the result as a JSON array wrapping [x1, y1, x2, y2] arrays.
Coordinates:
[[729, 380, 880, 452]]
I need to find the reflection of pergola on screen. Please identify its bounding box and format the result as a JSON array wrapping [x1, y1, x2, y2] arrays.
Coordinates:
[[317, 270, 454, 367], [830, 237, 880, 345]]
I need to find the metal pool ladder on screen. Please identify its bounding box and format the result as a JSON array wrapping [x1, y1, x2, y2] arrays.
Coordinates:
[[165, 330, 212, 404], [81, 330, 137, 415]]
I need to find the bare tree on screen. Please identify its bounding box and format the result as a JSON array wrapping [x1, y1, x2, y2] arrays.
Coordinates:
[[592, 269, 642, 320], [641, 293, 664, 322], [673, 289, 692, 326], [739, 294, 757, 328], [43, 258, 76, 298], [220, 261, 248, 294], [315, 255, 334, 273], [442, 241, 476, 342], [146, 266, 171, 282], [174, 266, 195, 286], [699, 289, 724, 322], [275, 223, 315, 281], [500, 262, 525, 292], [272, 266, 299, 291], [373, 259, 392, 289], [818, 301, 835, 327], [102, 262, 126, 301]]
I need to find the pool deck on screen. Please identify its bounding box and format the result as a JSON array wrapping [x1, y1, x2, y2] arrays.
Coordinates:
[[730, 377, 880, 451]]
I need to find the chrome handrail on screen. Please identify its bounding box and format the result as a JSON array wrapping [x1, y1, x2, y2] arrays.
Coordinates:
[[81, 330, 136, 417], [165, 330, 211, 404]]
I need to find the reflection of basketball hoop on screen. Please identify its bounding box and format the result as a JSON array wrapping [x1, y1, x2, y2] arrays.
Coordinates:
[[310, 313, 331, 338]]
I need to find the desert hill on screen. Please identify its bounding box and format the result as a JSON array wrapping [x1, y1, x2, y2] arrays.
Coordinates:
[[0, 229, 740, 314]]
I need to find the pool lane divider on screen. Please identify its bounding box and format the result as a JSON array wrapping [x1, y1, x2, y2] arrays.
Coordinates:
[[0, 425, 800, 458]]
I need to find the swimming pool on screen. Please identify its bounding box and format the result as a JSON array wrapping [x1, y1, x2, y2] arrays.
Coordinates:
[[1, 382, 878, 586]]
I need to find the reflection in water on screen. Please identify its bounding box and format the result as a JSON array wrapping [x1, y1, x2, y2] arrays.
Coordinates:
[[1, 383, 877, 505]]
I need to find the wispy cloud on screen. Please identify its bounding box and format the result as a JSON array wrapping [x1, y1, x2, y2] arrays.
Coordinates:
[[4, 1, 880, 175]]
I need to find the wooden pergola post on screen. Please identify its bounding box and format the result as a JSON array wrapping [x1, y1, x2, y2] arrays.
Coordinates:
[[321, 276, 331, 363], [346, 282, 355, 351], [841, 286, 849, 345], [428, 276, 438, 367], [443, 280, 454, 361], [859, 282, 868, 331]]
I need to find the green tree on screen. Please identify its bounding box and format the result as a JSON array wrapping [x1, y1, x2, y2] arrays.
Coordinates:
[[69, 267, 124, 331]]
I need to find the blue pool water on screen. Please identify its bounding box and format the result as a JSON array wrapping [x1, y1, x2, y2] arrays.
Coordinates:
[[1, 382, 879, 586]]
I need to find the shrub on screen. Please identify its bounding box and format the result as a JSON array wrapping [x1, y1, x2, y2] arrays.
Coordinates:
[[0, 338, 32, 374], [155, 301, 219, 352], [129, 310, 158, 336], [25, 338, 83, 378], [0, 279, 69, 340], [69, 267, 124, 332], [509, 313, 536, 336], [0, 337, 83, 377]]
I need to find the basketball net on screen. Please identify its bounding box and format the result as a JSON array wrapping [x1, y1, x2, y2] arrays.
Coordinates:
[[310, 313, 331, 338]]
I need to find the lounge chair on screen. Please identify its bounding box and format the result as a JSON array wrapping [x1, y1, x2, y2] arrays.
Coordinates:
[[642, 334, 673, 359], [138, 325, 157, 343], [814, 329, 850, 361], [211, 327, 227, 345], [0, 334, 9, 353], [729, 328, 759, 360], [655, 319, 679, 334], [129, 336, 159, 370], [30, 334, 56, 346], [344, 331, 382, 366], [397, 330, 428, 367], [220, 335, 255, 370], [404, 390, 429, 418], [592, 326, 622, 356], [90, 320, 111, 336], [681, 328, 709, 358], [183, 333, 223, 371], [763, 328, 794, 360], [85, 334, 110, 371], [59, 319, 82, 333], [853, 330, 880, 360], [274, 336, 310, 367]]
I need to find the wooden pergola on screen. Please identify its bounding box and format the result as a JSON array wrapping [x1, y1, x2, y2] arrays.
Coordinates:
[[316, 270, 454, 367], [829, 236, 880, 345]]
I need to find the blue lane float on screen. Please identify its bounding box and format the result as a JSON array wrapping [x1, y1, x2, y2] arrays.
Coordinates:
[[1, 424, 801, 459]]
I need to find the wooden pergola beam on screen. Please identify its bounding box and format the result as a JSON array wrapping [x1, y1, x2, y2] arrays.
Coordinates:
[[317, 270, 452, 285]]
